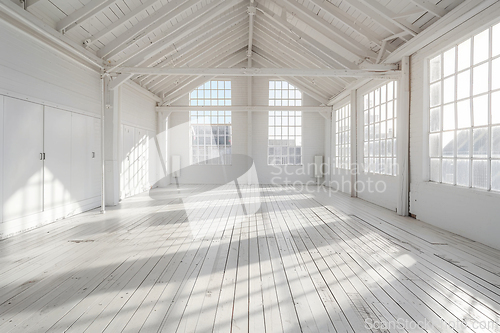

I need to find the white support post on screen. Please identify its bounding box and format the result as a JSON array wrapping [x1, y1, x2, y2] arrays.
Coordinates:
[[100, 75, 106, 213], [324, 109, 332, 186], [397, 56, 410, 216], [350, 90, 358, 198], [104, 76, 121, 206]]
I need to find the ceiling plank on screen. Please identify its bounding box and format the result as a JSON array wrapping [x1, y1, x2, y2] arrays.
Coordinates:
[[56, 0, 117, 32], [273, 0, 378, 61], [84, 0, 161, 47], [255, 2, 356, 69], [97, 0, 200, 59], [408, 0, 447, 17], [107, 0, 243, 90]]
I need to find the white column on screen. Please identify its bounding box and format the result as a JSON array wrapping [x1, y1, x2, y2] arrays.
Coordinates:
[[104, 80, 121, 206], [324, 109, 332, 185], [350, 90, 358, 198], [396, 56, 410, 216]]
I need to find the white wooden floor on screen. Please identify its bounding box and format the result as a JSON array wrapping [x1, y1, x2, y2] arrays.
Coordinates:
[[1, 185, 500, 333]]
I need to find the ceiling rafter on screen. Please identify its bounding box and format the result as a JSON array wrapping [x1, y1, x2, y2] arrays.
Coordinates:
[[272, 0, 378, 61], [107, 0, 243, 90], [136, 11, 248, 87], [251, 45, 341, 98], [252, 21, 348, 89], [83, 0, 162, 47], [25, 0, 44, 8], [143, 25, 249, 91], [161, 50, 248, 105], [56, 0, 117, 33], [305, 0, 396, 53], [97, 0, 200, 59], [149, 36, 249, 94], [255, 2, 356, 69]]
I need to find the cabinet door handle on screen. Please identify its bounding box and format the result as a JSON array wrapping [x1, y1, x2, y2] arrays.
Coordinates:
[[92, 152, 95, 158], [40, 153, 43, 160], [43, 153, 46, 160]]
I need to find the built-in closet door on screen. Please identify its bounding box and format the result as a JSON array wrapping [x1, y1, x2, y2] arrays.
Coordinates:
[[2, 97, 43, 221], [89, 117, 101, 198], [44, 106, 72, 210]]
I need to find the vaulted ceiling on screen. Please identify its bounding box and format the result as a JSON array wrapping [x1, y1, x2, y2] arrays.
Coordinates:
[[19, 0, 466, 104]]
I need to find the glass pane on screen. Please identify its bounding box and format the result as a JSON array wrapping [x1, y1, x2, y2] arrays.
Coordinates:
[[492, 160, 500, 191], [493, 91, 500, 124], [429, 133, 440, 157], [492, 57, 500, 91], [430, 82, 441, 107], [473, 63, 489, 96], [442, 131, 454, 157], [457, 99, 471, 128], [457, 159, 470, 187], [443, 76, 455, 104], [442, 159, 455, 184], [473, 127, 488, 157], [430, 55, 441, 82], [457, 39, 471, 71], [430, 158, 440, 182], [430, 107, 441, 132], [492, 126, 500, 158], [443, 48, 456, 77], [456, 70, 470, 100], [457, 129, 470, 157], [472, 160, 488, 189], [493, 23, 500, 57], [473, 29, 489, 65], [473, 95, 489, 126], [443, 104, 455, 131]]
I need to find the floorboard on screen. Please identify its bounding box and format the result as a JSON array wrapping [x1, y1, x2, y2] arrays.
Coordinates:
[[0, 184, 499, 333]]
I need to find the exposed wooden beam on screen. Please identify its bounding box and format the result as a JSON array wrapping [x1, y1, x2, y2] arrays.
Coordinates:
[[384, 0, 498, 64], [306, 0, 396, 53], [256, 2, 356, 69], [111, 67, 401, 78], [56, 0, 117, 33], [252, 50, 332, 104], [156, 106, 332, 112], [340, 0, 411, 35], [161, 51, 247, 105], [25, 0, 43, 8], [84, 0, 161, 47], [409, 0, 447, 17]]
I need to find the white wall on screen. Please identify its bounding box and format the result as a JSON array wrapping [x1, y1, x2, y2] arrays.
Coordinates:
[[167, 76, 325, 185], [119, 84, 160, 198], [409, 9, 500, 249], [0, 20, 102, 239]]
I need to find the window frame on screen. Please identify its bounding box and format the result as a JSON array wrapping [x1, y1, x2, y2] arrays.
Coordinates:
[[426, 21, 500, 192], [189, 80, 232, 166], [268, 80, 303, 166], [334, 103, 351, 170]]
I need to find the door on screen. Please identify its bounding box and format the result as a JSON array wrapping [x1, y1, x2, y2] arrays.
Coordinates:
[[44, 106, 72, 210], [71, 113, 91, 203], [89, 116, 101, 198], [3, 97, 43, 221]]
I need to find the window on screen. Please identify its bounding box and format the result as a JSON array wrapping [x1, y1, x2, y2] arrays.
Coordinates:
[[428, 22, 500, 191], [363, 81, 398, 175], [189, 81, 232, 165], [335, 104, 351, 170], [268, 81, 302, 165]]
